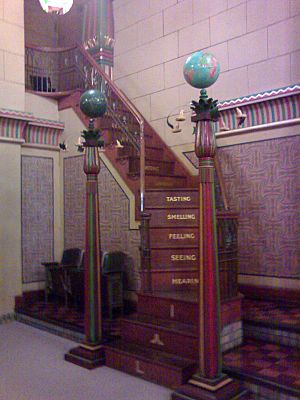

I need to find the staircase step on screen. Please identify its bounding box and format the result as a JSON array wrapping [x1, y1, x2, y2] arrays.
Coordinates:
[[137, 291, 198, 324], [128, 157, 175, 175], [223, 338, 300, 400], [243, 299, 300, 348], [146, 175, 188, 189], [105, 339, 197, 388], [142, 265, 238, 302], [136, 292, 242, 330], [145, 145, 165, 159], [120, 313, 198, 360]]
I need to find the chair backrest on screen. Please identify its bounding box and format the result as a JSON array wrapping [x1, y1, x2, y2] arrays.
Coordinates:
[[61, 248, 84, 268], [102, 251, 126, 274]]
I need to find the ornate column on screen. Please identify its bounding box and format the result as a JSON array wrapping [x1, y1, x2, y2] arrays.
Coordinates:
[[65, 89, 107, 369], [172, 52, 245, 399]]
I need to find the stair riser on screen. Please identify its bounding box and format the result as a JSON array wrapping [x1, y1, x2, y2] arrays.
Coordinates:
[[105, 348, 197, 388], [151, 248, 198, 269], [244, 323, 300, 348], [142, 269, 199, 292], [145, 147, 164, 159], [150, 228, 199, 248], [146, 190, 198, 208], [148, 209, 198, 227], [146, 176, 187, 189], [121, 320, 198, 360], [129, 158, 175, 176], [223, 368, 300, 400]]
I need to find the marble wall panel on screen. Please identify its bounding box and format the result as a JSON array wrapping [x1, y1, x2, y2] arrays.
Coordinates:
[[21, 156, 54, 283]]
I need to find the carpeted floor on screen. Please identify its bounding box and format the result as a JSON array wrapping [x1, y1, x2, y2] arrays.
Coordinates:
[[0, 321, 172, 400]]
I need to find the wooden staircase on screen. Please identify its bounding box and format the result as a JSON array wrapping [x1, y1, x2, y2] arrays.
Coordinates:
[[26, 44, 242, 390], [56, 65, 241, 390], [105, 187, 241, 388]]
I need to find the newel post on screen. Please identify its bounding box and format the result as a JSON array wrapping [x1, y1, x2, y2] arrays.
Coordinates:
[[172, 52, 245, 400], [65, 89, 107, 369]]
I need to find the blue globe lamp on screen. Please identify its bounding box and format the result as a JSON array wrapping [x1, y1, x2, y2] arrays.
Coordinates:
[[183, 51, 220, 122], [183, 51, 220, 89]]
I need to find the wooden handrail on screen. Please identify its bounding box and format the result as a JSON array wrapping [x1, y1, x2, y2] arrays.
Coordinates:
[[26, 44, 78, 53]]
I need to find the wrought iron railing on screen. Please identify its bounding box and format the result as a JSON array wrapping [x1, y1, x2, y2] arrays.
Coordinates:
[[25, 43, 145, 211], [25, 45, 82, 93]]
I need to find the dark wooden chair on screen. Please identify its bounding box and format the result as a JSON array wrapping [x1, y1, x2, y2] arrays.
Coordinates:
[[102, 251, 126, 319], [43, 248, 84, 305], [64, 253, 84, 309]]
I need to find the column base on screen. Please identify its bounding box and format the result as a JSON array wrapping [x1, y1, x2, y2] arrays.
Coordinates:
[[64, 342, 105, 369], [172, 374, 247, 400]]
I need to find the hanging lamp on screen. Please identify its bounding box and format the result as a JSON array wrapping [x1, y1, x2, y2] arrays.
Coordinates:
[[38, 0, 73, 15]]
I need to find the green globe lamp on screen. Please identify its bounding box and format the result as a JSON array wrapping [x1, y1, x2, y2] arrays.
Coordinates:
[[80, 89, 107, 118], [79, 89, 107, 148]]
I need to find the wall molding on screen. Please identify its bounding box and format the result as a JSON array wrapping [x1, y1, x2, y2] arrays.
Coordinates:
[[0, 137, 25, 144], [216, 118, 300, 140], [22, 143, 60, 151], [0, 313, 15, 324], [239, 284, 300, 305]]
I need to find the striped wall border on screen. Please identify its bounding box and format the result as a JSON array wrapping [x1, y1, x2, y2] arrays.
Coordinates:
[[218, 84, 300, 109], [215, 85, 300, 132], [0, 118, 27, 139], [0, 108, 64, 146], [24, 125, 62, 146]]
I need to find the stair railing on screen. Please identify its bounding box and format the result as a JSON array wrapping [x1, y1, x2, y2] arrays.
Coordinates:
[[25, 44, 81, 93], [75, 45, 145, 213], [25, 43, 146, 214]]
